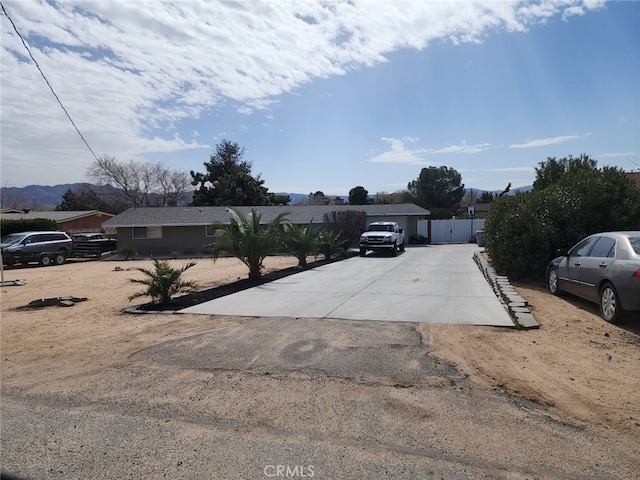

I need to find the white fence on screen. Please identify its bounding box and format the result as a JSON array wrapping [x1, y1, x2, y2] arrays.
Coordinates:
[[417, 219, 485, 244]]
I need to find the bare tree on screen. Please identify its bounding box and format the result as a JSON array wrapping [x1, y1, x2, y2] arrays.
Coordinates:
[[87, 156, 191, 208], [322, 210, 367, 248]]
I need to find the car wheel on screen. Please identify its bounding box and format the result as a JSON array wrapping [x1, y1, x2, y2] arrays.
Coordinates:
[[547, 268, 561, 296], [39, 255, 52, 267], [600, 283, 625, 324], [359, 248, 366, 257], [53, 253, 66, 265]]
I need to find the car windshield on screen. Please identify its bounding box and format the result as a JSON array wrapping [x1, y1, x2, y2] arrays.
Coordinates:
[[368, 225, 392, 232], [628, 236, 640, 255], [1, 233, 27, 246]]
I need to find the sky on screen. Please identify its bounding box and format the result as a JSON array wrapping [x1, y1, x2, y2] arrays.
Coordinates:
[[1, 0, 638, 196]]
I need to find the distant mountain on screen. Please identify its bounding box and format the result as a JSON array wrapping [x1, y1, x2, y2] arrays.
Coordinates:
[[465, 185, 533, 198], [0, 183, 89, 208], [0, 184, 316, 209], [276, 193, 309, 205]]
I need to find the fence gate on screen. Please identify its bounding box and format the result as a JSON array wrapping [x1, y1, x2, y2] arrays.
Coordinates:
[[429, 219, 485, 243]]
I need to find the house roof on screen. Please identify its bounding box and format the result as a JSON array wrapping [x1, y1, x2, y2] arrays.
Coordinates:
[[0, 210, 114, 222], [627, 172, 640, 189], [102, 204, 431, 228]]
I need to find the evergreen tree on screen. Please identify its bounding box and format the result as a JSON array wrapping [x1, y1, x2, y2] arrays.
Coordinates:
[[191, 140, 271, 206]]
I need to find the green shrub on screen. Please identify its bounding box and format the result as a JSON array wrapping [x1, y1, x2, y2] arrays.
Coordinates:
[[316, 230, 344, 260], [118, 246, 138, 261], [485, 160, 640, 281], [208, 208, 288, 280], [1, 218, 58, 236], [283, 222, 319, 268], [129, 259, 199, 305]]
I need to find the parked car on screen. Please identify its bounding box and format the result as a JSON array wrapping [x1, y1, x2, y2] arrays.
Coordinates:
[[1, 231, 73, 266], [359, 221, 405, 256], [71, 233, 118, 254], [547, 231, 640, 323]]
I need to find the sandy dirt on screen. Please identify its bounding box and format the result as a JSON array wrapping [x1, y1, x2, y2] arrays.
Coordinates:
[[1, 253, 639, 475], [1, 256, 300, 388]]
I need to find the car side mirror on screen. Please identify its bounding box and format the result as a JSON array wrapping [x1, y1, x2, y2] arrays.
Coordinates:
[[556, 248, 568, 257]]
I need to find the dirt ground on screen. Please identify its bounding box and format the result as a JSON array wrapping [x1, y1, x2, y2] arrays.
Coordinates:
[[1, 254, 639, 460]]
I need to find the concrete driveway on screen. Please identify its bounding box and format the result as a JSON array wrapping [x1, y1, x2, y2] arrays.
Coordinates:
[[180, 244, 514, 326]]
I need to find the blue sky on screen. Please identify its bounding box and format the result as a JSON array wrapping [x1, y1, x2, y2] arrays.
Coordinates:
[[1, 1, 638, 195]]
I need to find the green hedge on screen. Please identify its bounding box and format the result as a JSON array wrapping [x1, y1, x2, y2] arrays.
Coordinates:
[[1, 218, 59, 237], [484, 167, 640, 281]]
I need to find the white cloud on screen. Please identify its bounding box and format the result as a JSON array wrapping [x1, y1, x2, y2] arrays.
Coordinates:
[[1, 0, 607, 185], [369, 137, 491, 164], [508, 135, 582, 148], [563, 0, 606, 21], [369, 137, 429, 164], [428, 143, 492, 154]]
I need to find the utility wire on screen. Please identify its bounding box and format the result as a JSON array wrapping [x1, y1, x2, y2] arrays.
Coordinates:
[[1, 1, 100, 161]]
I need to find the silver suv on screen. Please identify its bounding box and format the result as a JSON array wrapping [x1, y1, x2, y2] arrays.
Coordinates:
[[1, 231, 72, 266]]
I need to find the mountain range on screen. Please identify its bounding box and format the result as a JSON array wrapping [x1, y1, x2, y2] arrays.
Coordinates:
[[0, 183, 531, 210]]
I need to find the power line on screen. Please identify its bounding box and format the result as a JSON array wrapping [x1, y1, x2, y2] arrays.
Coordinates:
[[1, 1, 100, 161]]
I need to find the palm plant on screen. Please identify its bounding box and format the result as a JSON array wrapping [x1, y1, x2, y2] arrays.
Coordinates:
[[118, 245, 137, 261], [316, 230, 344, 260], [129, 259, 199, 305], [283, 221, 320, 268], [209, 208, 288, 280]]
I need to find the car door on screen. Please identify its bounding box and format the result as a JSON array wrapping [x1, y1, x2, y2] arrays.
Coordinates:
[[576, 235, 616, 303], [561, 236, 600, 296], [22, 234, 44, 256]]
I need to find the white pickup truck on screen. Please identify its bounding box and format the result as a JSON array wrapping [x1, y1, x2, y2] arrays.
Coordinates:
[[359, 221, 405, 256]]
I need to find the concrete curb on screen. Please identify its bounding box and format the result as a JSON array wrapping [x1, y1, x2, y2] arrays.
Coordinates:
[[473, 251, 539, 329]]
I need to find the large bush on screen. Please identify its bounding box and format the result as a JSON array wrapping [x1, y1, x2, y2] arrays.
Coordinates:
[[485, 157, 640, 281], [1, 218, 59, 236], [322, 210, 367, 248]]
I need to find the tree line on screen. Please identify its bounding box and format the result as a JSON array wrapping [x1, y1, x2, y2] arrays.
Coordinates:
[[51, 139, 469, 218]]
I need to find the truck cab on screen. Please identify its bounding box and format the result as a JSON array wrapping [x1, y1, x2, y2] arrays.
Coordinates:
[[359, 222, 405, 256]]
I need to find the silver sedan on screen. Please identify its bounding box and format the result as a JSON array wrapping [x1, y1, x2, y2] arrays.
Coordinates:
[[547, 231, 640, 323]]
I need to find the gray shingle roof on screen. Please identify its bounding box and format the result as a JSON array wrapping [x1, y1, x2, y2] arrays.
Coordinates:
[[102, 204, 430, 228]]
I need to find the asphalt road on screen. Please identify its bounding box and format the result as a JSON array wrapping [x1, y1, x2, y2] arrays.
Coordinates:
[[181, 244, 514, 326], [3, 316, 636, 479]]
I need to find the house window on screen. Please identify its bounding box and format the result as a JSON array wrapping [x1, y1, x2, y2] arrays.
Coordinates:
[[205, 225, 221, 238], [132, 226, 162, 239]]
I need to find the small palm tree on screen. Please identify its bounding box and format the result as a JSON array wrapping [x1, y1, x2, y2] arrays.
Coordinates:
[[208, 208, 288, 280], [283, 221, 320, 268], [317, 230, 344, 260], [119, 245, 137, 261], [129, 259, 199, 305]]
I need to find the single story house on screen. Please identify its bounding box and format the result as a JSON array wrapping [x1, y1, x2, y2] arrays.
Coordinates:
[[102, 204, 430, 255], [0, 210, 115, 235]]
